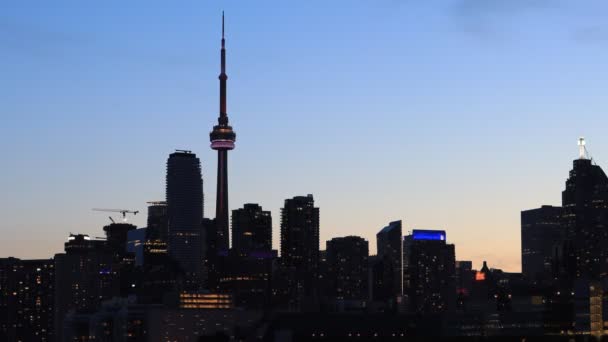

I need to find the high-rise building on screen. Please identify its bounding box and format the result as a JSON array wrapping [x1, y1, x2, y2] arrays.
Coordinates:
[[403, 229, 456, 314], [280, 194, 320, 308], [54, 234, 114, 341], [376, 220, 402, 300], [231, 203, 272, 256], [144, 201, 169, 263], [210, 13, 236, 253], [521, 205, 564, 283], [166, 150, 204, 281], [326, 236, 369, 301], [562, 150, 608, 279], [0, 258, 54, 342], [561, 140, 608, 280]]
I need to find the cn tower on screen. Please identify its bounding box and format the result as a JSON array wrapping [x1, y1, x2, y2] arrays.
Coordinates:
[[210, 12, 235, 252]]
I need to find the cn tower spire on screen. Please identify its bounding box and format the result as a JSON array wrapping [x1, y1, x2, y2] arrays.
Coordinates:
[[219, 11, 228, 125], [210, 12, 236, 254]]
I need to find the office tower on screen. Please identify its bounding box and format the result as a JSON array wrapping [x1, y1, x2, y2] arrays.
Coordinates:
[[210, 13, 236, 253], [231, 203, 272, 256], [280, 194, 320, 308], [521, 205, 564, 283], [561, 139, 608, 280], [0, 258, 54, 342], [54, 234, 114, 341], [326, 236, 369, 301], [376, 220, 402, 300], [144, 201, 169, 263], [403, 229, 456, 314], [166, 150, 204, 281]]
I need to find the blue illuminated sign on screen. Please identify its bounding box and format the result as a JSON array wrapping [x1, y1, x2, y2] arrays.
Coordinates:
[[412, 230, 446, 241]]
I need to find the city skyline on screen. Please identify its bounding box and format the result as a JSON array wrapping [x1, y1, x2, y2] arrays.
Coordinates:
[[4, 1, 608, 271]]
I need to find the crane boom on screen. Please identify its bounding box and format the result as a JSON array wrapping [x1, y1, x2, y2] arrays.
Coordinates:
[[92, 208, 139, 221]]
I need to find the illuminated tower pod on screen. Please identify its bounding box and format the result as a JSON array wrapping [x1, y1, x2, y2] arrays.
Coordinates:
[[210, 13, 236, 252]]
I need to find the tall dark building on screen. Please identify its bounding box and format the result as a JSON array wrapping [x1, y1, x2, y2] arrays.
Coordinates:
[[403, 230, 456, 314], [231, 203, 272, 255], [376, 220, 403, 300], [326, 236, 369, 301], [210, 13, 236, 253], [0, 258, 54, 342], [166, 150, 204, 281], [561, 145, 608, 280], [216, 204, 274, 309], [280, 194, 320, 308], [144, 201, 169, 263], [54, 234, 114, 341], [521, 205, 564, 283]]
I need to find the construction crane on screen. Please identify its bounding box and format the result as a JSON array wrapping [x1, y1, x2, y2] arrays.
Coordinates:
[[92, 208, 139, 222]]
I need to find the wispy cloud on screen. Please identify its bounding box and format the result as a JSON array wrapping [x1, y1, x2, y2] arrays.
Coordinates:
[[448, 0, 560, 41], [0, 19, 87, 57], [452, 0, 558, 17], [572, 26, 608, 44]]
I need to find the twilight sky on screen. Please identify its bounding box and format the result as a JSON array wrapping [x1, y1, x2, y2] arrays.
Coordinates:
[[2, 0, 608, 271]]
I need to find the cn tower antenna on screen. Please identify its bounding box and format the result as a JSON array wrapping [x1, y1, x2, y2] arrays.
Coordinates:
[[578, 137, 587, 160]]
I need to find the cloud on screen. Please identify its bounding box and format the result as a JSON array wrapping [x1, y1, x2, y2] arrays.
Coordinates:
[[0, 19, 86, 57], [449, 0, 556, 41], [453, 0, 558, 17], [572, 26, 608, 44]]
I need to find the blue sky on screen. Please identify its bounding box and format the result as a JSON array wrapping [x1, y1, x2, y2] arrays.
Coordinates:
[[2, 0, 608, 271]]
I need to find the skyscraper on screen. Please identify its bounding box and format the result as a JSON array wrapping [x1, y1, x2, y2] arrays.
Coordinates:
[[376, 220, 402, 300], [54, 234, 114, 341], [403, 229, 456, 314], [561, 139, 608, 280], [210, 13, 236, 253], [521, 205, 564, 283], [280, 194, 320, 307], [231, 203, 272, 256], [166, 150, 204, 281], [326, 236, 369, 301]]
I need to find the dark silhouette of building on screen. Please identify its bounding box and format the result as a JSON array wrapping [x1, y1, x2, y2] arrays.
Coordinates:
[[215, 204, 275, 309], [231, 203, 272, 256], [403, 230, 456, 314], [279, 194, 320, 309], [166, 150, 205, 283], [210, 13, 236, 254], [521, 205, 564, 283], [53, 234, 114, 341], [376, 220, 402, 301], [0, 258, 54, 342], [561, 151, 608, 280], [144, 201, 168, 264], [127, 227, 146, 266], [217, 249, 277, 310], [455, 260, 473, 310], [326, 236, 369, 302], [104, 222, 137, 261]]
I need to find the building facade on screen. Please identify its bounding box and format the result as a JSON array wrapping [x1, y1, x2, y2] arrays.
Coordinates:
[[280, 194, 320, 309], [521, 205, 564, 283], [403, 229, 456, 314], [166, 150, 205, 283]]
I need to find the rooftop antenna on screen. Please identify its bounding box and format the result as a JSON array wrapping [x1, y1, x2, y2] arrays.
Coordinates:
[[578, 137, 588, 160]]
